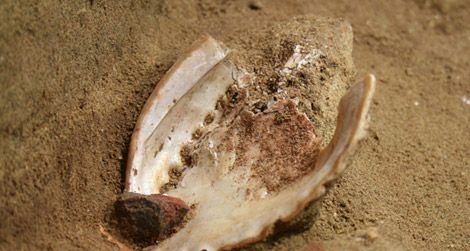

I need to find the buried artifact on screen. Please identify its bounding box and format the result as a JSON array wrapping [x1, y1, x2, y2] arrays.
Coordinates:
[[119, 18, 376, 251]]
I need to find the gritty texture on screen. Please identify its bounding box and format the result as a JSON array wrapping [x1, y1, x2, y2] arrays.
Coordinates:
[[0, 1, 469, 251], [228, 17, 355, 147], [200, 99, 321, 194], [229, 101, 320, 194]]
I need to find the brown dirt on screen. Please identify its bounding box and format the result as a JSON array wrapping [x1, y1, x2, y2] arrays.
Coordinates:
[[210, 100, 322, 194], [0, 0, 469, 250], [227, 16, 355, 148]]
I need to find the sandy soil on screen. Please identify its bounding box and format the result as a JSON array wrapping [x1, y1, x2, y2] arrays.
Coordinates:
[[0, 0, 469, 250]]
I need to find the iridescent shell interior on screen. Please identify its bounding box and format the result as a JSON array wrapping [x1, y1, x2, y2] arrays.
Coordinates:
[[125, 22, 376, 251]]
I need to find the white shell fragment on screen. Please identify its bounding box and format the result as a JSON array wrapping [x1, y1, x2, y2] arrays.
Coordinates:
[[281, 45, 323, 75], [126, 34, 230, 194], [125, 35, 376, 251]]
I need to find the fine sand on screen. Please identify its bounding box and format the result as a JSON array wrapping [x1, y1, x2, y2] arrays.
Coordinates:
[[0, 1, 469, 250]]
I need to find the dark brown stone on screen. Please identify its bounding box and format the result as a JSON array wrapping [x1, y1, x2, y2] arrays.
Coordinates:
[[115, 192, 189, 245]]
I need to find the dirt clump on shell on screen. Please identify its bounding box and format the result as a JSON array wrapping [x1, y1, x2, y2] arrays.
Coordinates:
[[225, 100, 321, 194], [164, 17, 354, 196], [229, 17, 355, 147], [1, 1, 469, 251]]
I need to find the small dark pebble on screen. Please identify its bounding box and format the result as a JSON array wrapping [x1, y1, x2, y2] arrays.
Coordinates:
[[114, 192, 189, 246], [253, 101, 268, 112], [248, 1, 263, 10]]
